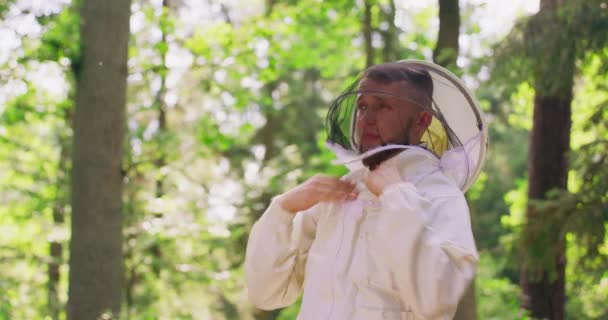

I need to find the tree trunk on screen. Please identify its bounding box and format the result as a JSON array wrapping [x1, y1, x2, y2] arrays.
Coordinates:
[[48, 241, 62, 320], [521, 96, 571, 320], [454, 280, 477, 320], [521, 95, 572, 320], [433, 0, 460, 69], [48, 124, 70, 320], [521, 0, 574, 319], [363, 0, 374, 67], [253, 309, 282, 320], [150, 0, 169, 278], [432, 1, 476, 318], [155, 0, 169, 200], [67, 0, 131, 318], [381, 0, 397, 62]]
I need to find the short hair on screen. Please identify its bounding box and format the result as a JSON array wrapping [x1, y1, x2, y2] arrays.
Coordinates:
[[362, 62, 434, 108]]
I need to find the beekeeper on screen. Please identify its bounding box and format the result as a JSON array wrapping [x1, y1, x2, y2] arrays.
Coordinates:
[[244, 60, 488, 320]]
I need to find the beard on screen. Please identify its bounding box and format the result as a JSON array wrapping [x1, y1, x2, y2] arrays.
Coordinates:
[[361, 118, 413, 171], [362, 148, 405, 170]]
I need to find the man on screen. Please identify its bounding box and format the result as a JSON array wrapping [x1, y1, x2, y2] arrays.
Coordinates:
[[245, 61, 484, 320]]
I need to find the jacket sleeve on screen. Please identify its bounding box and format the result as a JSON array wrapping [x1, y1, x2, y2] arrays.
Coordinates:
[[244, 197, 323, 310], [376, 182, 478, 320]]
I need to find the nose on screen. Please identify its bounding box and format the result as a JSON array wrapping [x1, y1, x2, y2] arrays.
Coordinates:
[[359, 107, 379, 125]]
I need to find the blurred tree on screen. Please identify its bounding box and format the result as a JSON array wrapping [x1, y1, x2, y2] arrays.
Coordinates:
[[490, 0, 608, 318], [431, 0, 477, 318], [519, 0, 574, 317], [561, 54, 608, 319], [66, 0, 131, 319], [434, 0, 459, 69], [48, 120, 70, 320], [35, 6, 81, 318], [380, 0, 397, 62], [0, 1, 80, 318], [363, 0, 373, 67], [2, 0, 605, 318], [123, 0, 171, 315]]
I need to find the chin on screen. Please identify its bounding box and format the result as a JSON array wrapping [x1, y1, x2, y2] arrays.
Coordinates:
[[360, 140, 382, 151], [359, 144, 377, 153], [362, 148, 405, 170]]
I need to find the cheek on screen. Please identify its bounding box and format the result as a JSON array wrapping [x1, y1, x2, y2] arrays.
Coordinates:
[[354, 110, 373, 130], [377, 111, 404, 136], [355, 112, 362, 125], [355, 115, 364, 133]]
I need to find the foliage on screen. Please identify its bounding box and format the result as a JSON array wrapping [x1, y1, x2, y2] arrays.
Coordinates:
[[490, 2, 608, 317], [0, 0, 606, 319], [475, 252, 527, 319]]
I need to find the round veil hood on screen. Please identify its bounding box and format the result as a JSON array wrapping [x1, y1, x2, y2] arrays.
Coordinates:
[[325, 59, 488, 192]]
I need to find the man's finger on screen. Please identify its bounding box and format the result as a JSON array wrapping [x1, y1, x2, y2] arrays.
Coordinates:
[[314, 183, 356, 196], [314, 178, 356, 193], [314, 184, 358, 201]]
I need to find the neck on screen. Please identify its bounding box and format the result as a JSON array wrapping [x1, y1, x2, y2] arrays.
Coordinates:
[[362, 136, 420, 170], [362, 148, 404, 170]]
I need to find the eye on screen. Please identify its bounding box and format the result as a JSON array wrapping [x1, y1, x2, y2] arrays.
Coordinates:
[[356, 104, 368, 111]]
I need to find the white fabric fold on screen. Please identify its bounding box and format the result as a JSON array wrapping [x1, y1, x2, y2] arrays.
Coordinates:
[[326, 129, 484, 192]]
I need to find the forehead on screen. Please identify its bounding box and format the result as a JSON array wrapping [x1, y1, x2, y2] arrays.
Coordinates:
[[357, 78, 419, 106], [358, 77, 406, 93]]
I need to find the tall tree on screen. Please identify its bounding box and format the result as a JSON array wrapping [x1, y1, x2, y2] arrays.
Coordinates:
[[155, 0, 170, 200], [66, 0, 131, 318], [48, 126, 70, 320], [434, 0, 460, 68], [431, 1, 476, 319], [380, 0, 397, 62], [123, 0, 171, 314], [520, 0, 575, 318], [363, 0, 374, 67], [37, 7, 80, 319]]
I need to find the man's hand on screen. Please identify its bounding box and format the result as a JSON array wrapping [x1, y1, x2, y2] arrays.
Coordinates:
[[364, 164, 403, 197], [277, 175, 359, 213]]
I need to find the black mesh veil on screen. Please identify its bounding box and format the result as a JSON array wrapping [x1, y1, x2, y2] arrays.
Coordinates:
[[324, 60, 488, 192], [326, 64, 462, 156]]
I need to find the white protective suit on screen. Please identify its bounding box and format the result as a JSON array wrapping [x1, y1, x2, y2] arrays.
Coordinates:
[[244, 146, 478, 320]]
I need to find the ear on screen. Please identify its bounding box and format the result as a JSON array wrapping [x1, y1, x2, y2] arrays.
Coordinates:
[[417, 111, 432, 129]]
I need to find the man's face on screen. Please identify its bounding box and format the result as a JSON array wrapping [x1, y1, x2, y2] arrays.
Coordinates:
[[355, 78, 426, 152]]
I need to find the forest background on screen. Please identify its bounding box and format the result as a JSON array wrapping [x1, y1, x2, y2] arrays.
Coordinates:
[[0, 0, 607, 319]]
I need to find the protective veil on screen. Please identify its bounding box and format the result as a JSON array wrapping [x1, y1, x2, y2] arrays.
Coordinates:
[[326, 59, 487, 192]]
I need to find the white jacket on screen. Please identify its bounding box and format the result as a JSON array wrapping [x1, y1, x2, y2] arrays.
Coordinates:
[[245, 148, 478, 320]]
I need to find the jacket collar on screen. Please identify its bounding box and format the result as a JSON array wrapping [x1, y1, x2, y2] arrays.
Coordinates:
[[343, 147, 440, 185]]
